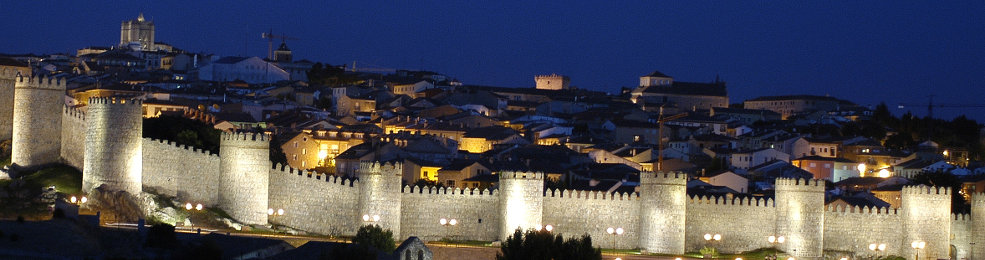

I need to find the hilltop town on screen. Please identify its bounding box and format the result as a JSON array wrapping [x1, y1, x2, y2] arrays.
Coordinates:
[[0, 13, 983, 260]]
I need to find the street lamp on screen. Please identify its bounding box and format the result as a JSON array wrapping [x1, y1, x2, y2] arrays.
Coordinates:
[[362, 214, 380, 223], [768, 235, 785, 260], [703, 233, 722, 259], [606, 227, 624, 249], [868, 243, 886, 259], [911, 241, 925, 260]]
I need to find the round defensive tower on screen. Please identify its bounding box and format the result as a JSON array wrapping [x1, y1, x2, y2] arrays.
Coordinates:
[[497, 170, 544, 241], [357, 160, 403, 239], [638, 171, 687, 254], [11, 74, 65, 168], [774, 178, 825, 259], [972, 192, 985, 260], [0, 68, 24, 141], [82, 97, 143, 195], [900, 185, 952, 260], [218, 132, 270, 225]]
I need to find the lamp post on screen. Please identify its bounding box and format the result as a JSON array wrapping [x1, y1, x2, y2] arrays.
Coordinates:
[[868, 243, 886, 260], [605, 227, 624, 250], [704, 233, 722, 258], [911, 241, 925, 260], [439, 218, 457, 241], [768, 235, 785, 260]]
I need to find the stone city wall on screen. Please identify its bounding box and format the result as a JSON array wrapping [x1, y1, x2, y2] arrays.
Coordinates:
[[684, 195, 777, 253], [399, 186, 500, 241], [822, 206, 904, 257], [0, 68, 17, 141], [542, 189, 640, 249], [141, 138, 221, 206], [950, 213, 972, 260], [60, 106, 85, 169], [267, 164, 360, 236], [11, 75, 64, 167]]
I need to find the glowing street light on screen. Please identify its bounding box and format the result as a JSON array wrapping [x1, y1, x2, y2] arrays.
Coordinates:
[[857, 163, 866, 176], [269, 208, 275, 215], [544, 224, 553, 232], [911, 240, 926, 260], [277, 209, 284, 216], [768, 235, 785, 260], [606, 227, 624, 249], [195, 204, 203, 211], [70, 196, 77, 204], [186, 203, 193, 210], [80, 196, 87, 204]]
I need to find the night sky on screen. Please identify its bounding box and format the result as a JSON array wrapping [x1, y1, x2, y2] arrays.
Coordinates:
[[2, 1, 984, 120]]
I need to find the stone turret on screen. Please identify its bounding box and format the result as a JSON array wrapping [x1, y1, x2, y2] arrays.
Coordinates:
[[497, 171, 544, 240], [357, 161, 403, 239], [638, 171, 687, 254], [972, 192, 985, 260], [82, 97, 143, 195], [218, 132, 270, 225], [0, 67, 24, 141], [774, 178, 825, 259], [900, 185, 952, 260], [10, 74, 65, 168]]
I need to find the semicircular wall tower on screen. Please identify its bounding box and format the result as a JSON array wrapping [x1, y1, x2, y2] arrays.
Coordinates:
[[82, 97, 143, 195], [11, 74, 65, 168], [218, 132, 270, 225]]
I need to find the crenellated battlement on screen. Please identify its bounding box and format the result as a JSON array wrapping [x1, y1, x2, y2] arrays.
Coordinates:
[[774, 177, 825, 192], [145, 138, 218, 156], [825, 204, 899, 217], [499, 171, 543, 180], [88, 97, 143, 106], [359, 160, 402, 176], [688, 194, 774, 208], [271, 163, 358, 187], [545, 189, 639, 201], [971, 192, 985, 204], [402, 185, 496, 196], [63, 105, 86, 121], [953, 213, 972, 222], [14, 74, 67, 90], [221, 131, 269, 142], [901, 185, 950, 196], [639, 171, 688, 185], [0, 67, 20, 80]]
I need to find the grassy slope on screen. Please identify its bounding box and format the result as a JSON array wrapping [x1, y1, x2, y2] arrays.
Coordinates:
[[22, 165, 83, 196]]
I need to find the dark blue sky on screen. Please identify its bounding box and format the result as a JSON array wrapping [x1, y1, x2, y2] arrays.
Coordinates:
[[2, 1, 984, 120]]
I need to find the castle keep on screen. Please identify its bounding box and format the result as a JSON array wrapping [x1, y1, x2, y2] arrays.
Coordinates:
[[1, 73, 983, 259]]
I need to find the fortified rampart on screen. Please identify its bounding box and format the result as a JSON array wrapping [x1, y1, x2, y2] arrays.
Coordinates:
[[82, 97, 143, 195], [0, 68, 20, 141], [218, 132, 269, 225], [11, 74, 65, 167], [2, 72, 983, 260]]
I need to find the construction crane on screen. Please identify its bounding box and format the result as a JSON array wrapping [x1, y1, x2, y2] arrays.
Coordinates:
[[657, 107, 688, 171], [349, 61, 397, 73], [897, 95, 985, 119], [261, 29, 298, 60]]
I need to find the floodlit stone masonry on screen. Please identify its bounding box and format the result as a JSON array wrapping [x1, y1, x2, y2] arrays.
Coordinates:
[[82, 97, 143, 195], [2, 73, 983, 260], [11, 74, 64, 167]]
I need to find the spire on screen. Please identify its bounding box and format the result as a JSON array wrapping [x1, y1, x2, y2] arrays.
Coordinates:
[[137, 13, 145, 22]]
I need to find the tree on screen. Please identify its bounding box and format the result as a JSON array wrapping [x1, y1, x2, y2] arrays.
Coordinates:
[[911, 171, 970, 214], [352, 224, 396, 253], [497, 228, 601, 260]]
